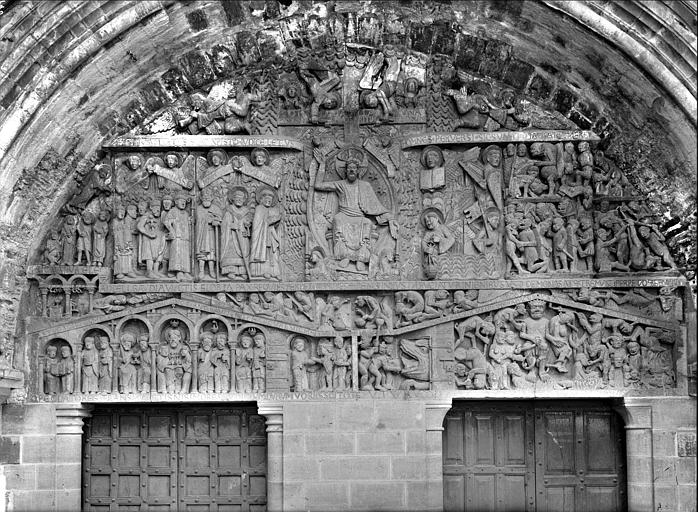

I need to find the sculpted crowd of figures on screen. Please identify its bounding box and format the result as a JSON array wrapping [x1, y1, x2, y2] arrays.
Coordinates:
[[42, 319, 268, 396], [40, 139, 676, 284], [29, 41, 685, 400], [39, 285, 679, 397]]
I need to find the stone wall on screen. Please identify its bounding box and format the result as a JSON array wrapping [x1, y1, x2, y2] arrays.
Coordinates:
[[0, 404, 86, 512], [281, 399, 446, 511], [1, 398, 695, 512]]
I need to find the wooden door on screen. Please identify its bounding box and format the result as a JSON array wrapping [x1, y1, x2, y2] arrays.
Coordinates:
[[443, 401, 625, 512], [535, 403, 625, 512], [83, 406, 267, 512], [443, 403, 536, 512]]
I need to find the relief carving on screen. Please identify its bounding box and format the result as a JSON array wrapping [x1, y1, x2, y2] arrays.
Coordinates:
[[451, 297, 676, 391], [43, 340, 74, 395], [27, 43, 687, 402]]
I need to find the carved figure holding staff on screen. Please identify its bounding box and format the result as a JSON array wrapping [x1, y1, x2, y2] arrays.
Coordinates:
[[75, 210, 95, 265], [195, 188, 222, 280], [112, 202, 139, 279], [137, 199, 167, 278], [212, 333, 230, 393], [163, 191, 192, 281], [250, 186, 282, 280], [60, 215, 78, 265], [221, 186, 252, 280], [81, 337, 99, 393]]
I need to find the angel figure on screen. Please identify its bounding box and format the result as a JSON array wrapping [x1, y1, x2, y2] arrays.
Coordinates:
[[459, 145, 504, 214], [299, 69, 341, 124], [231, 147, 285, 189], [421, 208, 455, 280], [358, 49, 400, 121]]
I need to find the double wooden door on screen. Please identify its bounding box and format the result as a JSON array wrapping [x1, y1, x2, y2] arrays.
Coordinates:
[[443, 401, 626, 512], [83, 406, 267, 512]]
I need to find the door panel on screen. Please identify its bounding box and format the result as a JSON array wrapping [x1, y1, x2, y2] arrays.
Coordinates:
[[535, 404, 625, 512], [83, 406, 266, 512], [443, 401, 625, 512], [444, 404, 534, 512]]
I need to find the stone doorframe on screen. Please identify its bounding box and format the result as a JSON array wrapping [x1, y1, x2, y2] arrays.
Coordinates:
[[437, 397, 653, 512], [60, 401, 281, 512], [614, 398, 655, 512], [61, 397, 653, 512]]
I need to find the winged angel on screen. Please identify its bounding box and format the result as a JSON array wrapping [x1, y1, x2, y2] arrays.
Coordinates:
[[196, 147, 285, 190], [115, 152, 195, 195]]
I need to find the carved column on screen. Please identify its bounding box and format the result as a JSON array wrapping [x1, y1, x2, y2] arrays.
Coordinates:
[[111, 340, 120, 393], [616, 399, 654, 512], [55, 403, 93, 511], [257, 403, 283, 512], [38, 355, 46, 395], [149, 341, 158, 393], [229, 341, 236, 392], [191, 342, 199, 393], [39, 283, 48, 317], [74, 348, 81, 394], [425, 399, 452, 512], [351, 334, 359, 391], [86, 283, 96, 313], [63, 286, 71, 316]]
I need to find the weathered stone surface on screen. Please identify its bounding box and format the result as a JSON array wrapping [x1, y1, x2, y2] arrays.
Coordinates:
[[0, 436, 20, 464], [0, 2, 695, 511]]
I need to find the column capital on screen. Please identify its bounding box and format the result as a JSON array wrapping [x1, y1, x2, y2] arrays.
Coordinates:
[[257, 402, 283, 433], [56, 402, 93, 435], [616, 399, 653, 430], [425, 398, 453, 431]]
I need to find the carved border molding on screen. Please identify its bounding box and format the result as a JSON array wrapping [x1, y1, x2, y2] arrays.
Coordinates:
[[400, 130, 601, 149], [105, 135, 305, 150], [94, 276, 687, 295]]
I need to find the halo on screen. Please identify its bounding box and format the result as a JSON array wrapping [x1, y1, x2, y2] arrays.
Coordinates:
[[144, 156, 164, 171], [255, 185, 278, 205], [290, 336, 307, 350], [404, 76, 420, 90], [336, 147, 365, 165], [499, 88, 516, 102], [309, 245, 326, 258], [126, 154, 143, 168], [250, 147, 270, 166], [207, 149, 228, 167], [95, 163, 112, 175], [480, 144, 502, 165], [421, 207, 445, 227], [164, 152, 181, 167], [335, 147, 368, 179], [420, 145, 444, 168], [228, 186, 249, 202]]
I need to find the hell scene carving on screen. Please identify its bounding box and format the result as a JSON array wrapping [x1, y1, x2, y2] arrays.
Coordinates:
[[26, 42, 687, 401]]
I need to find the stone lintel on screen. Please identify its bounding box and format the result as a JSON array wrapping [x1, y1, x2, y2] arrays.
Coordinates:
[[96, 276, 687, 294], [400, 129, 601, 149], [105, 134, 305, 150]]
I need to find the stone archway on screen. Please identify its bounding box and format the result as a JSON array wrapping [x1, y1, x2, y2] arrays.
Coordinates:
[[0, 2, 695, 512]]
